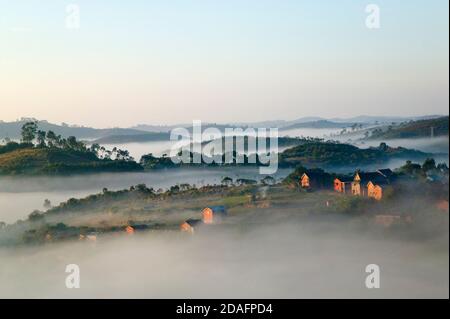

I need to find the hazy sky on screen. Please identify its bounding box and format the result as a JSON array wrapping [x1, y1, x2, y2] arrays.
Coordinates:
[[0, 0, 448, 127]]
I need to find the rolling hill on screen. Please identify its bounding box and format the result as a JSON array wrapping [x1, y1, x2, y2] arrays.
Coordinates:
[[367, 116, 449, 139], [278, 141, 435, 168], [0, 147, 143, 175]]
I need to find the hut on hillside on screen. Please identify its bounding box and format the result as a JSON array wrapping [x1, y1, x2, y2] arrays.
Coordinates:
[[334, 176, 353, 193], [202, 206, 227, 224], [351, 170, 391, 200], [180, 218, 203, 234], [300, 170, 333, 190]]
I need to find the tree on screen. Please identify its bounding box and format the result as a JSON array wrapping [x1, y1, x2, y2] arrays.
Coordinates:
[[21, 121, 38, 144], [36, 130, 46, 147], [437, 163, 449, 174], [378, 142, 388, 152], [398, 160, 423, 176], [179, 183, 191, 191], [115, 149, 132, 161], [104, 150, 112, 160], [170, 185, 180, 194], [46, 131, 58, 148], [221, 176, 233, 186], [140, 153, 154, 164], [28, 210, 44, 222], [43, 199, 52, 209], [66, 136, 79, 150], [261, 176, 276, 185], [90, 143, 100, 155], [135, 183, 153, 194], [422, 158, 436, 172]]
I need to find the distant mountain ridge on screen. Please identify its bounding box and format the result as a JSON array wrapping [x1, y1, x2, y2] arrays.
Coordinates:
[[280, 120, 359, 131], [367, 116, 449, 140], [1, 115, 446, 141], [0, 119, 146, 140], [216, 115, 445, 129]]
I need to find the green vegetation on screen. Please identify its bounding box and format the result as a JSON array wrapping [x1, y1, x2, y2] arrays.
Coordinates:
[[283, 165, 334, 187], [139, 139, 435, 170], [1, 168, 447, 247], [0, 122, 142, 175], [0, 122, 443, 175], [0, 118, 146, 140], [395, 158, 449, 180], [367, 116, 449, 139], [278, 141, 432, 168]]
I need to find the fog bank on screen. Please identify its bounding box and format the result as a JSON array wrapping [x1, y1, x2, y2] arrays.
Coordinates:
[[1, 223, 447, 298]]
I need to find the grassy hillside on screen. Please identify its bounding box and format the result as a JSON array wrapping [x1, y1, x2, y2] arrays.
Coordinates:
[[368, 116, 449, 139], [137, 139, 437, 171], [0, 147, 143, 175], [0, 176, 447, 246], [279, 141, 433, 168]]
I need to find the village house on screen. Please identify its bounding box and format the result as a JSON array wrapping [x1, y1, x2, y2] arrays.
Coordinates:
[[300, 171, 331, 190], [300, 173, 310, 188], [351, 169, 392, 200], [124, 224, 148, 234], [367, 181, 383, 201], [180, 218, 202, 234], [202, 205, 227, 224], [333, 176, 353, 193]]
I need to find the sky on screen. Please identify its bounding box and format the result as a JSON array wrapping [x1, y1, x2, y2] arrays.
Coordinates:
[[0, 0, 448, 128]]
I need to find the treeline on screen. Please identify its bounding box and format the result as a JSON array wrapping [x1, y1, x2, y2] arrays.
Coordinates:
[[278, 141, 433, 168], [1, 121, 134, 161], [0, 122, 143, 175], [367, 116, 449, 139]]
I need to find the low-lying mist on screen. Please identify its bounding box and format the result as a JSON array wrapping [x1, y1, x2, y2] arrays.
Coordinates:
[[0, 216, 448, 298], [0, 167, 291, 223], [356, 136, 449, 155]]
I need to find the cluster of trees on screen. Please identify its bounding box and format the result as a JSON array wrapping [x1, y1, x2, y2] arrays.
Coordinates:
[[21, 121, 86, 151], [368, 116, 449, 139], [91, 143, 134, 161], [397, 158, 449, 178], [17, 121, 134, 161], [138, 150, 277, 169], [338, 124, 364, 135], [283, 165, 334, 187], [278, 141, 431, 168]]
